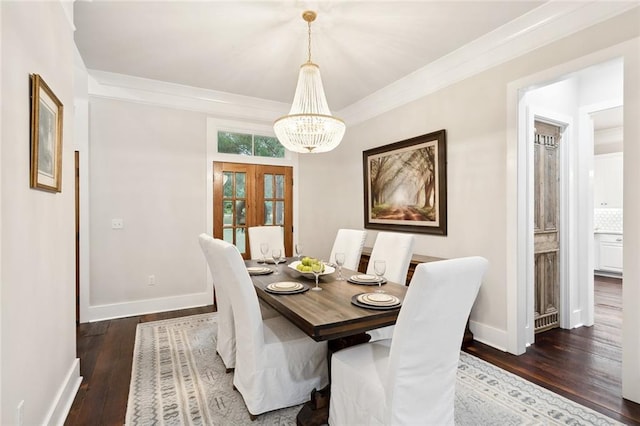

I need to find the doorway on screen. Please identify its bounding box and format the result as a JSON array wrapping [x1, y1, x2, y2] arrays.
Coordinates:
[[509, 58, 624, 353], [212, 162, 293, 259]]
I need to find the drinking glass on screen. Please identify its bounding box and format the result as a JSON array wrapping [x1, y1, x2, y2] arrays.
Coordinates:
[[272, 248, 283, 274], [295, 243, 304, 261], [335, 252, 345, 281], [259, 243, 269, 264], [373, 260, 386, 293], [311, 260, 324, 291]]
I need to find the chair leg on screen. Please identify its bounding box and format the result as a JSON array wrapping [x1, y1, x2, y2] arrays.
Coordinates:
[[225, 367, 234, 373], [249, 413, 257, 421]]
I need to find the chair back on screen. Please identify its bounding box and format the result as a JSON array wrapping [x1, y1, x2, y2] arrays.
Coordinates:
[[198, 233, 236, 368], [248, 226, 286, 260], [209, 238, 265, 365], [366, 232, 415, 285], [329, 229, 367, 270], [385, 256, 488, 425]]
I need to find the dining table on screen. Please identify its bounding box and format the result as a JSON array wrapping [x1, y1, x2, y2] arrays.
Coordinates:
[[246, 256, 408, 425], [248, 257, 408, 341]]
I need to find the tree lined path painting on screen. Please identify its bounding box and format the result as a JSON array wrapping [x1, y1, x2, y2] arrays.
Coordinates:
[[369, 140, 438, 223]]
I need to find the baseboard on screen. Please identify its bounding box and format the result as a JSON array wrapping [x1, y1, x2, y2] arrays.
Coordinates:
[[85, 291, 212, 323], [44, 358, 82, 426], [469, 320, 509, 352]]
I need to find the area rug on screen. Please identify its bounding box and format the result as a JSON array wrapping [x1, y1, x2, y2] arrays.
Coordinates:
[[125, 313, 622, 425]]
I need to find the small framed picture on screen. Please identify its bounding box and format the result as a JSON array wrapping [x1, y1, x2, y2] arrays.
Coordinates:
[[30, 74, 63, 192]]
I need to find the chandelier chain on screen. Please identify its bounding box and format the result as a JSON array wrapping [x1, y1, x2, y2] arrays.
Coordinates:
[[307, 19, 312, 63]]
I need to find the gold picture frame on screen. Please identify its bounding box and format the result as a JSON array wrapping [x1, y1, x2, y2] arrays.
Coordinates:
[[30, 74, 63, 192]]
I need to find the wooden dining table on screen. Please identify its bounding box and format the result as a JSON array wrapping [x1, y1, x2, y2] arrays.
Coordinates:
[[246, 257, 408, 425], [247, 257, 408, 342]]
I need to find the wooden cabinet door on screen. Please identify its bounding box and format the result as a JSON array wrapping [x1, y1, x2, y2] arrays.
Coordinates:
[[213, 162, 293, 259], [594, 153, 623, 208]]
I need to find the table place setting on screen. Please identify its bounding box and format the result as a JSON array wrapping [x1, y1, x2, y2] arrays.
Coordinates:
[[265, 281, 309, 295], [347, 274, 387, 285], [247, 266, 274, 276], [351, 292, 402, 310]]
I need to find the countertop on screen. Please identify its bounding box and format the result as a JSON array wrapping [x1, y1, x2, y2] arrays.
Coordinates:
[[594, 230, 623, 235]]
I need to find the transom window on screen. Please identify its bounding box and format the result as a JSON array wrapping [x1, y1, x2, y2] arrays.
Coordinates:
[[217, 131, 285, 158]]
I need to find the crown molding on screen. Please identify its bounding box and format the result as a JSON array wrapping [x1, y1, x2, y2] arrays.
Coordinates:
[[86, 2, 638, 126], [338, 1, 639, 126], [88, 70, 289, 124]]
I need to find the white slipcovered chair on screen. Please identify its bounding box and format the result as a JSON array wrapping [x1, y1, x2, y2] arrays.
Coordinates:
[[328, 228, 367, 270], [248, 225, 286, 260], [329, 256, 488, 426], [209, 237, 328, 418], [198, 233, 278, 371], [365, 232, 415, 341]]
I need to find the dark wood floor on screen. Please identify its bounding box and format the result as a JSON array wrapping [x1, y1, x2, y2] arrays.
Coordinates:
[[465, 276, 640, 425], [66, 276, 640, 425]]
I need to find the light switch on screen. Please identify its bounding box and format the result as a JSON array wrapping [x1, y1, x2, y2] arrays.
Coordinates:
[[111, 218, 124, 229]]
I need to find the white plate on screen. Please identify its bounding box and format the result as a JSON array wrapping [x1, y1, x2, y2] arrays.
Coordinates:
[[288, 261, 336, 278], [267, 282, 304, 292], [247, 266, 272, 274], [354, 274, 378, 281], [357, 293, 400, 306]]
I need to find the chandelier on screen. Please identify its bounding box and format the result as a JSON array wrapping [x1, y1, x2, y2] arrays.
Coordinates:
[[274, 11, 345, 153]]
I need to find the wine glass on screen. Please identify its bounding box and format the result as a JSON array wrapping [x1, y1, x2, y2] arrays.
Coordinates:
[[335, 252, 345, 281], [295, 243, 304, 261], [272, 248, 283, 274], [259, 243, 269, 264], [311, 260, 324, 291], [373, 260, 386, 293]]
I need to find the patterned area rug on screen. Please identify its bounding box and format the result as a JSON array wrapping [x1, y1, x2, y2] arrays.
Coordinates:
[[125, 313, 622, 425]]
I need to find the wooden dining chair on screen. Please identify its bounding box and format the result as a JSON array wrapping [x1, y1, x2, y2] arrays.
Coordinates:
[[328, 228, 367, 270], [248, 225, 286, 260], [365, 231, 415, 341], [198, 233, 278, 372], [209, 237, 328, 418], [329, 257, 488, 425]]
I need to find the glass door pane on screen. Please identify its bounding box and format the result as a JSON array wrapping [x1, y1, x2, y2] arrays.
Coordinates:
[[214, 162, 293, 259]]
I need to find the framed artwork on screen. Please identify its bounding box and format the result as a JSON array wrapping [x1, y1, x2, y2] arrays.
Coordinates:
[[363, 129, 447, 235], [30, 74, 63, 192]]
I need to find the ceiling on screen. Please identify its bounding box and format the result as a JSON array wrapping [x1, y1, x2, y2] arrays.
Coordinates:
[[74, 1, 547, 111]]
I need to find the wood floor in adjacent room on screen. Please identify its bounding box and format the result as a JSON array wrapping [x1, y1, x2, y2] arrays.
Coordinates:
[[66, 276, 640, 425]]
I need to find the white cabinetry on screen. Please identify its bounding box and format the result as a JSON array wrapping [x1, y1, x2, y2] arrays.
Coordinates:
[[594, 233, 623, 275], [594, 153, 623, 208]]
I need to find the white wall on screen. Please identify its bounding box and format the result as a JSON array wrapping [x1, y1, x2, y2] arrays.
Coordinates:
[[87, 98, 210, 319], [1, 1, 80, 424], [622, 36, 640, 403]]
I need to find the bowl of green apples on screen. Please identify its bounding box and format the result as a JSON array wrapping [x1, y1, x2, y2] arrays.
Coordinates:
[[288, 257, 335, 279]]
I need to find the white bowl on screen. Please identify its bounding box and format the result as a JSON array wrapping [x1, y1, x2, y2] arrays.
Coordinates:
[[288, 261, 336, 279]]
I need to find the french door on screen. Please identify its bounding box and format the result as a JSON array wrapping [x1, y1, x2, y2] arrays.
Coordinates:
[[213, 162, 293, 259]]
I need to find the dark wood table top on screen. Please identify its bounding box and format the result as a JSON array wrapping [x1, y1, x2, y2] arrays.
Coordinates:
[[247, 258, 407, 342]]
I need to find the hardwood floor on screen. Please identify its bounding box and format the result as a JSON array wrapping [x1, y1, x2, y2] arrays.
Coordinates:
[[465, 276, 640, 425], [66, 277, 640, 425], [65, 306, 215, 426]]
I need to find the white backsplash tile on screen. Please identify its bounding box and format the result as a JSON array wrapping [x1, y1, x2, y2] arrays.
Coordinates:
[[594, 208, 623, 232]]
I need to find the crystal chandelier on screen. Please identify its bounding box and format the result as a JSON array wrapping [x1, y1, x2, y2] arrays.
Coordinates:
[[274, 11, 345, 154]]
